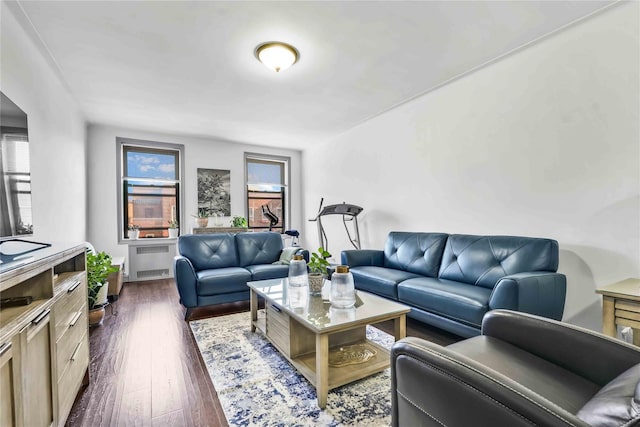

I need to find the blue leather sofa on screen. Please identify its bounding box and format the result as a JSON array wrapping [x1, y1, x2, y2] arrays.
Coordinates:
[[341, 232, 566, 337], [174, 232, 307, 319]]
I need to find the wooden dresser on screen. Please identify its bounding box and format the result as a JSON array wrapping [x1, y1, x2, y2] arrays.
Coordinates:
[[0, 242, 89, 427]]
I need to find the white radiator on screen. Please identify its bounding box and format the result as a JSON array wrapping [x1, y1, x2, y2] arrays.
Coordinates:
[[127, 240, 176, 281]]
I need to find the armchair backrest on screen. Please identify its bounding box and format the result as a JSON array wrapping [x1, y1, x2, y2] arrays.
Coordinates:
[[236, 231, 283, 267], [438, 235, 559, 288], [178, 233, 239, 271], [383, 232, 449, 277]]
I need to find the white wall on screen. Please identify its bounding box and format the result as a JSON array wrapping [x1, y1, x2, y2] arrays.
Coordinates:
[[1, 2, 87, 244], [86, 124, 303, 264], [302, 3, 639, 330]]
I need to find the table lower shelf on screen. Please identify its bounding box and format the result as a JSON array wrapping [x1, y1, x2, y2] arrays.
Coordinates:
[[290, 339, 389, 390], [252, 313, 390, 391]]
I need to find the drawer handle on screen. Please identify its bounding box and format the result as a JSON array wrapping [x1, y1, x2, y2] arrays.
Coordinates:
[[70, 342, 82, 362], [69, 310, 82, 328], [270, 304, 281, 313], [32, 309, 51, 325], [0, 342, 11, 357], [68, 280, 81, 293]]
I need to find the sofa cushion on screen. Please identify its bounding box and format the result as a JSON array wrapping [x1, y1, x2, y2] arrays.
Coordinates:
[[196, 267, 252, 296], [245, 264, 290, 281], [351, 266, 420, 300], [178, 234, 238, 271], [398, 277, 492, 327], [438, 235, 559, 289], [384, 232, 448, 277], [237, 232, 283, 267], [577, 363, 640, 427]]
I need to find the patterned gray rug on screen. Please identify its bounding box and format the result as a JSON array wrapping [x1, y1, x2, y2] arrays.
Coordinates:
[[189, 312, 395, 426]]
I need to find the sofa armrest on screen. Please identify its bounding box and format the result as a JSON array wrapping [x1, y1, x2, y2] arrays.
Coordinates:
[[341, 250, 384, 268], [174, 255, 198, 308], [489, 272, 566, 320], [391, 337, 584, 427], [482, 310, 640, 387]]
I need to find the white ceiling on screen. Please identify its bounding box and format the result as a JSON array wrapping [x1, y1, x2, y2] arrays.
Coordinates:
[[12, 0, 614, 149]]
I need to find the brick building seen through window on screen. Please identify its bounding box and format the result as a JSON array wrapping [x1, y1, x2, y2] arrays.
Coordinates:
[[246, 155, 288, 233]]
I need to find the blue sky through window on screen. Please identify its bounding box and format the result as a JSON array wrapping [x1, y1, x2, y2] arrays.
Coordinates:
[[126, 152, 176, 180], [247, 162, 283, 191]]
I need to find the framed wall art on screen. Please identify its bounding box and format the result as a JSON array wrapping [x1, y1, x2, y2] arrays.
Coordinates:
[[197, 168, 231, 216]]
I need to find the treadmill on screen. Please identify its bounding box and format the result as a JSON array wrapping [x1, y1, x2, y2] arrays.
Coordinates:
[[309, 199, 363, 251]]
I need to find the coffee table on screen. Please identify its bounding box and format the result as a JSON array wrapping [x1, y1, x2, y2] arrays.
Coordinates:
[[248, 277, 410, 408]]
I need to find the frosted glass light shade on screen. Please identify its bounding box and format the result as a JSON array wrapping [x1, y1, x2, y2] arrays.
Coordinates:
[[256, 42, 299, 72]]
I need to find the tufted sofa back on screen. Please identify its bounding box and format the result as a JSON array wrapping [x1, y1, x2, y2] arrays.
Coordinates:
[[236, 231, 283, 267], [383, 232, 449, 277], [178, 233, 238, 271], [438, 234, 559, 288]]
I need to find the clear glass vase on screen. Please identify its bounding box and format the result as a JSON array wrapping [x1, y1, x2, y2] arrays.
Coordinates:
[[330, 265, 355, 308]]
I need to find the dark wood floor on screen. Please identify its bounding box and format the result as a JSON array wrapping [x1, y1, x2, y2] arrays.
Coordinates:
[[66, 278, 460, 427]]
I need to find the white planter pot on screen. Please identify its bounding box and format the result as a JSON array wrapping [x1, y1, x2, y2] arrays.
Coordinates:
[[95, 282, 109, 307], [128, 229, 139, 239], [168, 228, 179, 238]]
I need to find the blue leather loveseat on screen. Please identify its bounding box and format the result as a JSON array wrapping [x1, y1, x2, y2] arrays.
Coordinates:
[[174, 232, 306, 319], [341, 232, 566, 337]]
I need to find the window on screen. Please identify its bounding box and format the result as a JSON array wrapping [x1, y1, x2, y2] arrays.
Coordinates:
[[0, 136, 32, 235], [245, 154, 289, 233], [117, 138, 184, 241]]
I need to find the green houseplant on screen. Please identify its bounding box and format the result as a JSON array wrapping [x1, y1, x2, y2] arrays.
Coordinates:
[[168, 219, 179, 238], [127, 224, 140, 239], [87, 250, 118, 326], [231, 216, 248, 228], [192, 209, 209, 228], [308, 247, 331, 295]]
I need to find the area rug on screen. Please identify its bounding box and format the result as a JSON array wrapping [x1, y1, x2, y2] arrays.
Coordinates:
[[189, 312, 395, 426]]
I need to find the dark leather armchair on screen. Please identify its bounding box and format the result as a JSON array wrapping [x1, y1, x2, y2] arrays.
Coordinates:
[[391, 310, 640, 427]]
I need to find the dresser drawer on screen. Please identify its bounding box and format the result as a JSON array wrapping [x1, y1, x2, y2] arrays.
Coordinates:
[[266, 303, 289, 331], [56, 308, 87, 379], [57, 335, 89, 423], [54, 281, 86, 340], [266, 304, 290, 355]]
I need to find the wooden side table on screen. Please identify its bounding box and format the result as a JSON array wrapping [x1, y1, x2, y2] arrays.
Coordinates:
[[596, 278, 640, 345], [107, 256, 126, 299]]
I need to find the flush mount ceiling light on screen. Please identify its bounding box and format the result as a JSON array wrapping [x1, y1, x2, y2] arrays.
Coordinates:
[[255, 42, 299, 73]]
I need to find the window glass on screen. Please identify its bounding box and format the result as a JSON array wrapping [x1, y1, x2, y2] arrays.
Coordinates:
[[247, 161, 283, 187], [119, 142, 182, 239], [246, 156, 288, 233], [124, 147, 178, 180]]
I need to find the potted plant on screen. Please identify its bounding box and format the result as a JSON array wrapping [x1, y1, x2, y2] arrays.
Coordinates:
[[86, 250, 118, 326], [308, 247, 331, 295], [192, 209, 209, 228], [231, 216, 247, 228], [168, 219, 179, 238], [127, 224, 140, 239]]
